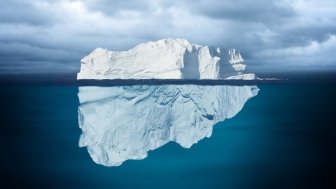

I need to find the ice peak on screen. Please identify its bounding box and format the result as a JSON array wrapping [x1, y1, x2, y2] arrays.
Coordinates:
[[77, 38, 256, 80], [158, 38, 192, 45], [134, 38, 195, 52], [229, 49, 244, 64]]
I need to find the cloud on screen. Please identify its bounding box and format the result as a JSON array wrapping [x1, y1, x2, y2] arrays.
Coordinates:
[[0, 0, 335, 73], [185, 0, 295, 23], [254, 34, 336, 68], [259, 35, 336, 57], [81, 0, 153, 16], [0, 1, 56, 25]]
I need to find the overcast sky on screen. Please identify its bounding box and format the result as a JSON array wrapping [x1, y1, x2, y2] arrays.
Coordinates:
[[0, 0, 335, 73]]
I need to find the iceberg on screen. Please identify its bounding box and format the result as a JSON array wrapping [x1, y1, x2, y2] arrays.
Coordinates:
[[78, 85, 259, 166], [77, 38, 256, 80]]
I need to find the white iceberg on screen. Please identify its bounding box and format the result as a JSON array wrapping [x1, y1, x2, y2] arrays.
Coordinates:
[[78, 85, 259, 166], [77, 38, 256, 80]]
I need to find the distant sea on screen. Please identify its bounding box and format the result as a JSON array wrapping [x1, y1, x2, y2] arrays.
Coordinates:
[[1, 72, 335, 189]]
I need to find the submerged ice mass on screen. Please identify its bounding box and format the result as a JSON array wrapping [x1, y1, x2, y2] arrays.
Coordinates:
[[77, 38, 256, 80], [78, 85, 259, 166]]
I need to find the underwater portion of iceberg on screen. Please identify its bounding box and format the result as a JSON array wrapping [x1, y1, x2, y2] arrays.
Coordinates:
[[78, 85, 259, 166]]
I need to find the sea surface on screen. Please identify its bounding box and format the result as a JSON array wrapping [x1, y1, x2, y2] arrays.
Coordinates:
[[1, 74, 336, 189]]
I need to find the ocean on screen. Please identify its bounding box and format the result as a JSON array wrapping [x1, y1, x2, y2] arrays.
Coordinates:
[[1, 73, 336, 189]]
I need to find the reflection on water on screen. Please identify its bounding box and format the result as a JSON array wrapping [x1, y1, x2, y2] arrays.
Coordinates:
[[77, 85, 259, 166]]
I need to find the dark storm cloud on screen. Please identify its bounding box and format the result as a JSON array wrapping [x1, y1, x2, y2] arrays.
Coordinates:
[[0, 0, 335, 73], [0, 1, 55, 25]]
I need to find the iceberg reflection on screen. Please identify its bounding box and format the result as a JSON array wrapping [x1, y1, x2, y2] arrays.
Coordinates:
[[78, 85, 259, 166]]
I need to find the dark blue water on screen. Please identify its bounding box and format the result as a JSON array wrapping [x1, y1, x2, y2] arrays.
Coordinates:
[[1, 84, 335, 189]]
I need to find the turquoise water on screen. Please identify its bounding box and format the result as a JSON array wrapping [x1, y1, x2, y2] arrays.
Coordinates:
[[1, 84, 335, 188]]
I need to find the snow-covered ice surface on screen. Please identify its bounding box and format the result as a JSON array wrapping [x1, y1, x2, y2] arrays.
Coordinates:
[[77, 38, 256, 80], [78, 85, 259, 166]]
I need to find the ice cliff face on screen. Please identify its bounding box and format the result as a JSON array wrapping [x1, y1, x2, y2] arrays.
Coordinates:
[[78, 85, 259, 166], [77, 38, 256, 80]]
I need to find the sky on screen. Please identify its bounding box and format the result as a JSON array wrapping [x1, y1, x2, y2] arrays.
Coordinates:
[[0, 0, 335, 73]]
